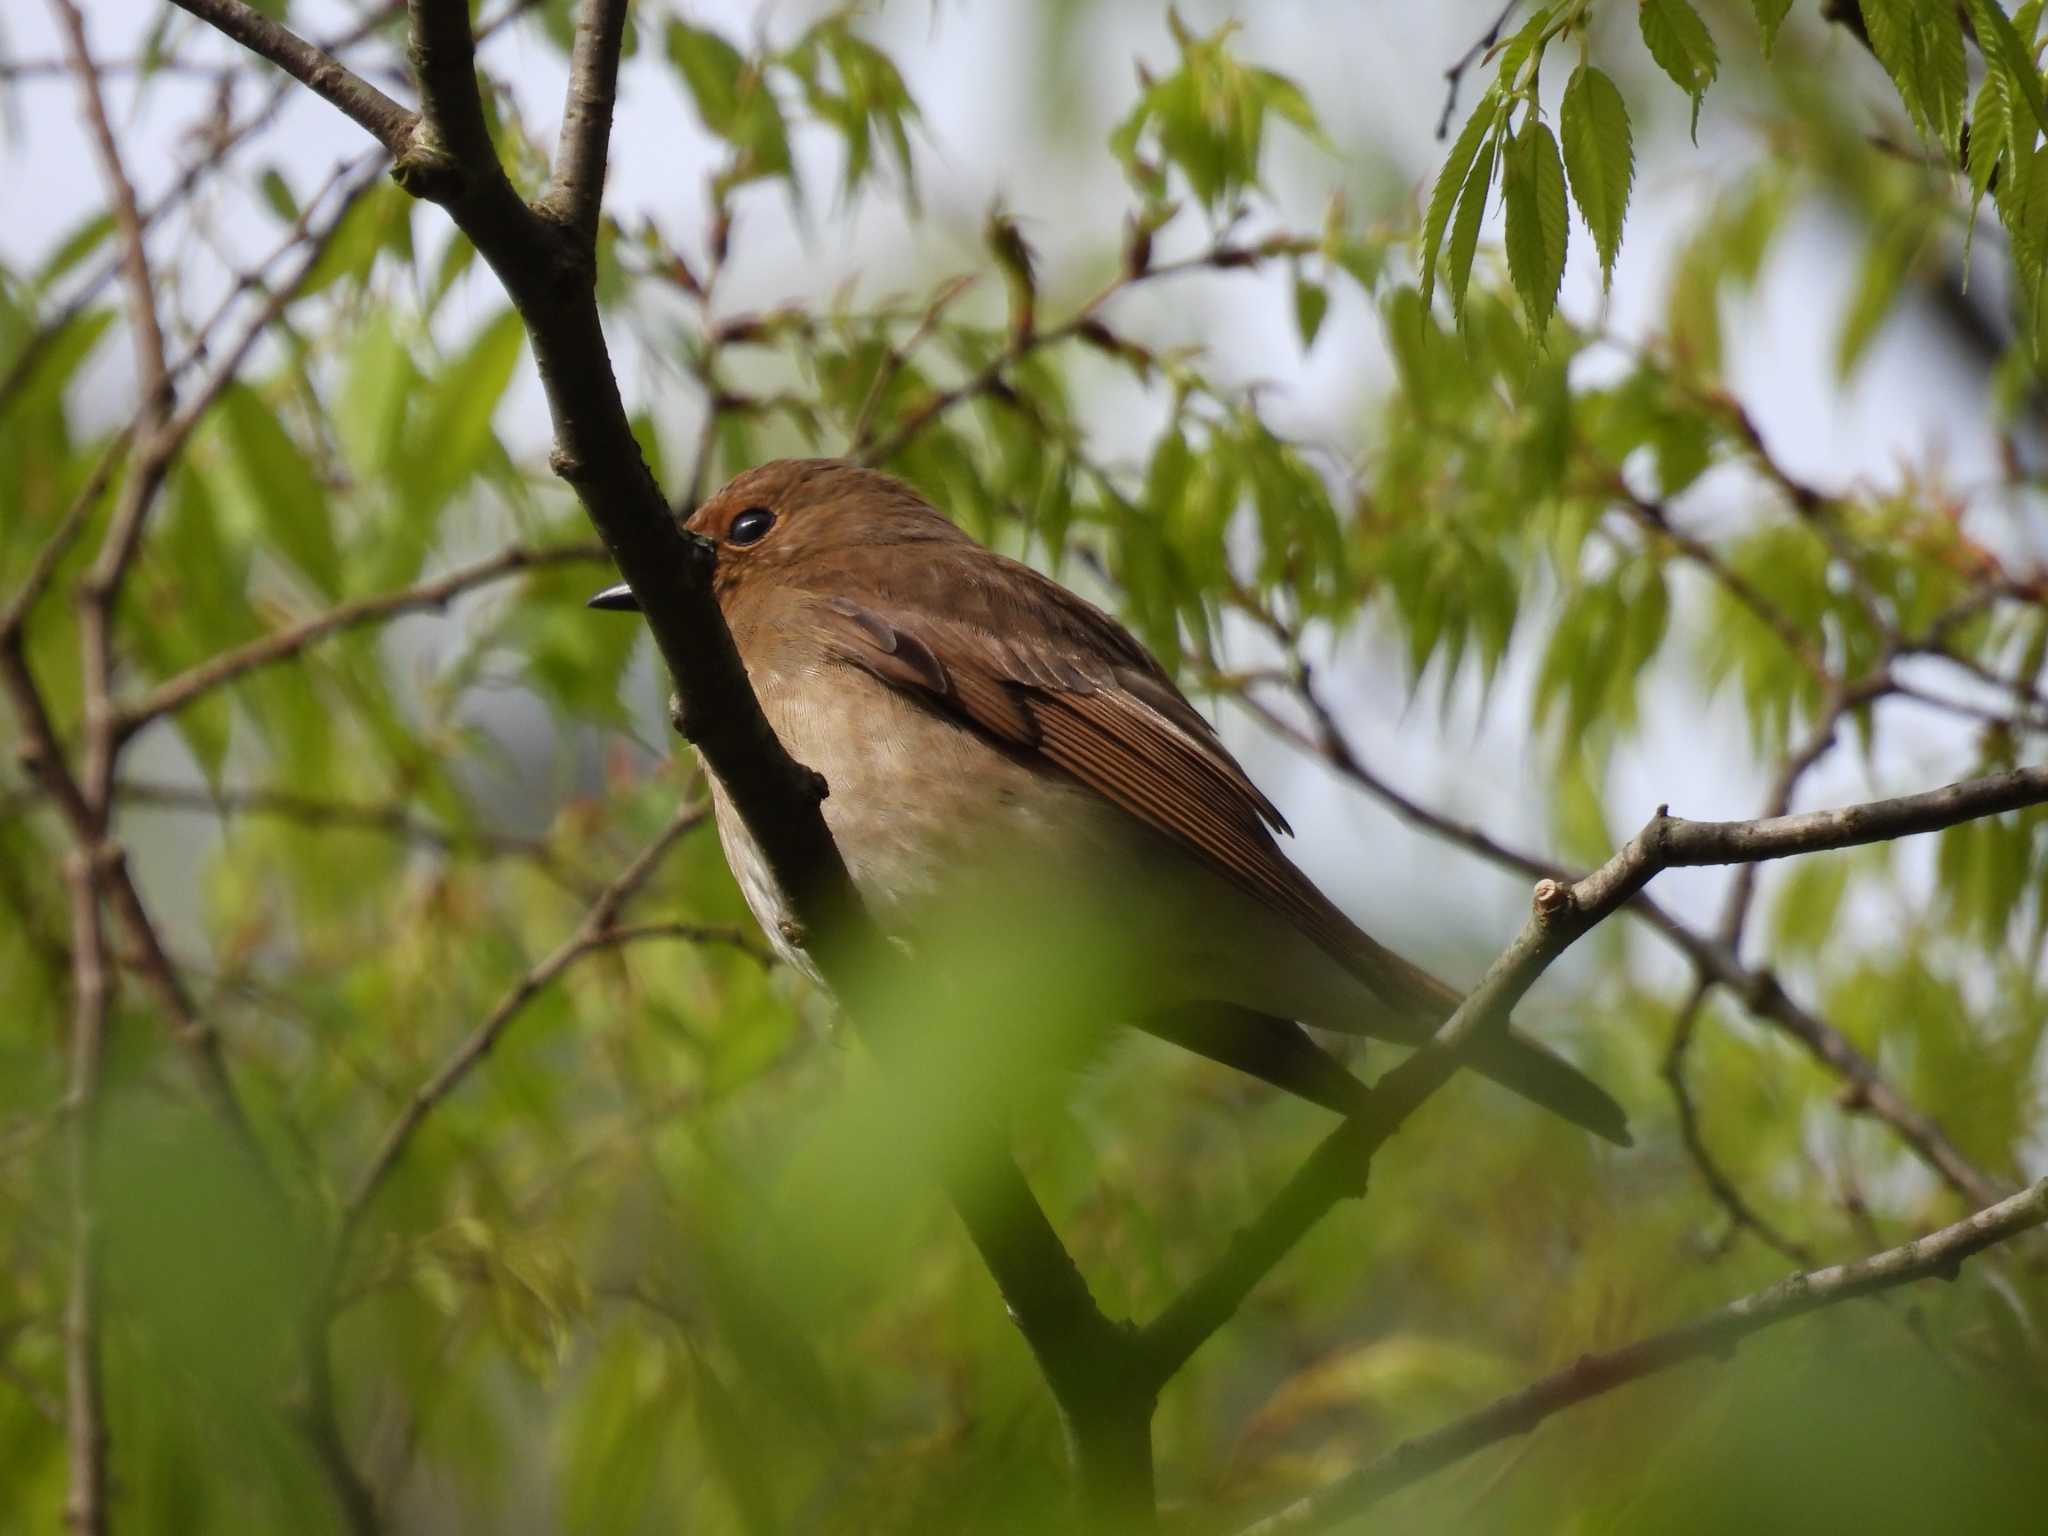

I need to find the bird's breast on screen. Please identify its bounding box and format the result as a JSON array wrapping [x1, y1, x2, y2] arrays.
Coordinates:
[[701, 657, 1118, 967]]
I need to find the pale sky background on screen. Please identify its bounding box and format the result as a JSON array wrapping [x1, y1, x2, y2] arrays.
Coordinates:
[[1, 0, 2023, 1005]]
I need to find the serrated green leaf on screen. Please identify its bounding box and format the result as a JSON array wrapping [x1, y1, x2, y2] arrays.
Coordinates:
[[1964, 65, 2011, 278], [1862, 0, 1967, 157], [1448, 138, 1498, 326], [1923, 3, 1969, 157], [1561, 66, 1633, 286], [1997, 142, 2048, 323], [1504, 121, 1568, 334], [1971, 0, 2048, 140], [1751, 0, 1794, 56], [1639, 0, 1719, 143], [1491, 5, 1555, 95], [1421, 93, 1499, 312], [1292, 273, 1329, 350]]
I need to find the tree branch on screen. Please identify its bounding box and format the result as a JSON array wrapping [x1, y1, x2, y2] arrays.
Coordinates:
[[166, 0, 417, 156], [118, 542, 607, 736], [2, 638, 254, 1148], [53, 0, 172, 817], [1236, 1176, 2048, 1536], [58, 849, 109, 1536], [538, 0, 627, 243], [1644, 766, 2048, 867]]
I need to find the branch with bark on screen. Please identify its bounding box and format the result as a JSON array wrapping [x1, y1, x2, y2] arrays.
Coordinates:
[[1239, 1174, 2048, 1536]]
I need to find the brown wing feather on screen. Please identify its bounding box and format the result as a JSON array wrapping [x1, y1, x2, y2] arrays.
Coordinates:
[[806, 554, 1461, 1027]]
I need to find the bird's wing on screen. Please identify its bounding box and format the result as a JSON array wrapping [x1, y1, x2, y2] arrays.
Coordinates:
[[806, 556, 1639, 1145], [808, 559, 1458, 1028]]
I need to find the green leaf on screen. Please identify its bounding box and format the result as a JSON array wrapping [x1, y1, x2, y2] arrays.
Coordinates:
[[1770, 849, 1853, 959], [258, 167, 298, 224], [1560, 66, 1633, 287], [1965, 65, 2012, 274], [1109, 15, 1324, 213], [1292, 273, 1329, 350], [212, 382, 342, 599], [297, 181, 413, 297], [1751, 0, 1795, 56], [1836, 217, 1924, 379], [397, 308, 525, 549], [1448, 138, 1498, 326], [1861, 0, 1967, 157], [31, 212, 112, 295], [1421, 93, 1499, 313], [1639, 0, 1720, 142], [336, 310, 418, 483], [1996, 142, 2048, 321], [1970, 0, 2048, 141], [781, 18, 922, 200], [1253, 67, 1327, 145], [665, 20, 792, 185], [1503, 120, 1568, 334]]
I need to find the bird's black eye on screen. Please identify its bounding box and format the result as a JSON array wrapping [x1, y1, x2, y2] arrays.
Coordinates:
[[728, 507, 776, 546]]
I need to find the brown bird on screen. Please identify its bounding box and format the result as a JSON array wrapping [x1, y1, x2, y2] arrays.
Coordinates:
[[590, 459, 1629, 1144]]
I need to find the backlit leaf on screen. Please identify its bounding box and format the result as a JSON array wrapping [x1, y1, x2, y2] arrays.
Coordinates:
[[1561, 66, 1633, 286]]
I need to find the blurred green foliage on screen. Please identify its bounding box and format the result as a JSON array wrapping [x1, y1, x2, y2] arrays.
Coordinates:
[[5, 2, 2048, 1533]]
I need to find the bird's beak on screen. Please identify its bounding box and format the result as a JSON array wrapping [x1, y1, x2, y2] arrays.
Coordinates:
[[586, 582, 640, 612]]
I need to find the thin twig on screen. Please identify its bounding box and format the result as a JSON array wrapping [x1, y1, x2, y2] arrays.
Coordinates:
[[1661, 981, 1819, 1266], [52, 0, 172, 818], [538, 0, 629, 243], [1437, 0, 1521, 140], [118, 543, 607, 736], [1, 637, 254, 1146], [854, 240, 1306, 468], [58, 849, 109, 1536], [1661, 681, 1875, 1263], [1237, 1176, 2048, 1535], [165, 0, 418, 155], [334, 801, 711, 1240]]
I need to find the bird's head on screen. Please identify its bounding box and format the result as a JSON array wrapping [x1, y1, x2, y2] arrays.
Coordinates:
[[586, 458, 966, 613]]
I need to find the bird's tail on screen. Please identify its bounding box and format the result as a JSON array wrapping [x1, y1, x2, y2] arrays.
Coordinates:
[[1336, 929, 1632, 1147]]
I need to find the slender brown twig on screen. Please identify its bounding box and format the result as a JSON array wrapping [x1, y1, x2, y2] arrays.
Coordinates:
[[165, 0, 417, 154], [118, 542, 607, 736], [1237, 1175, 2048, 1536], [334, 800, 711, 1241]]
